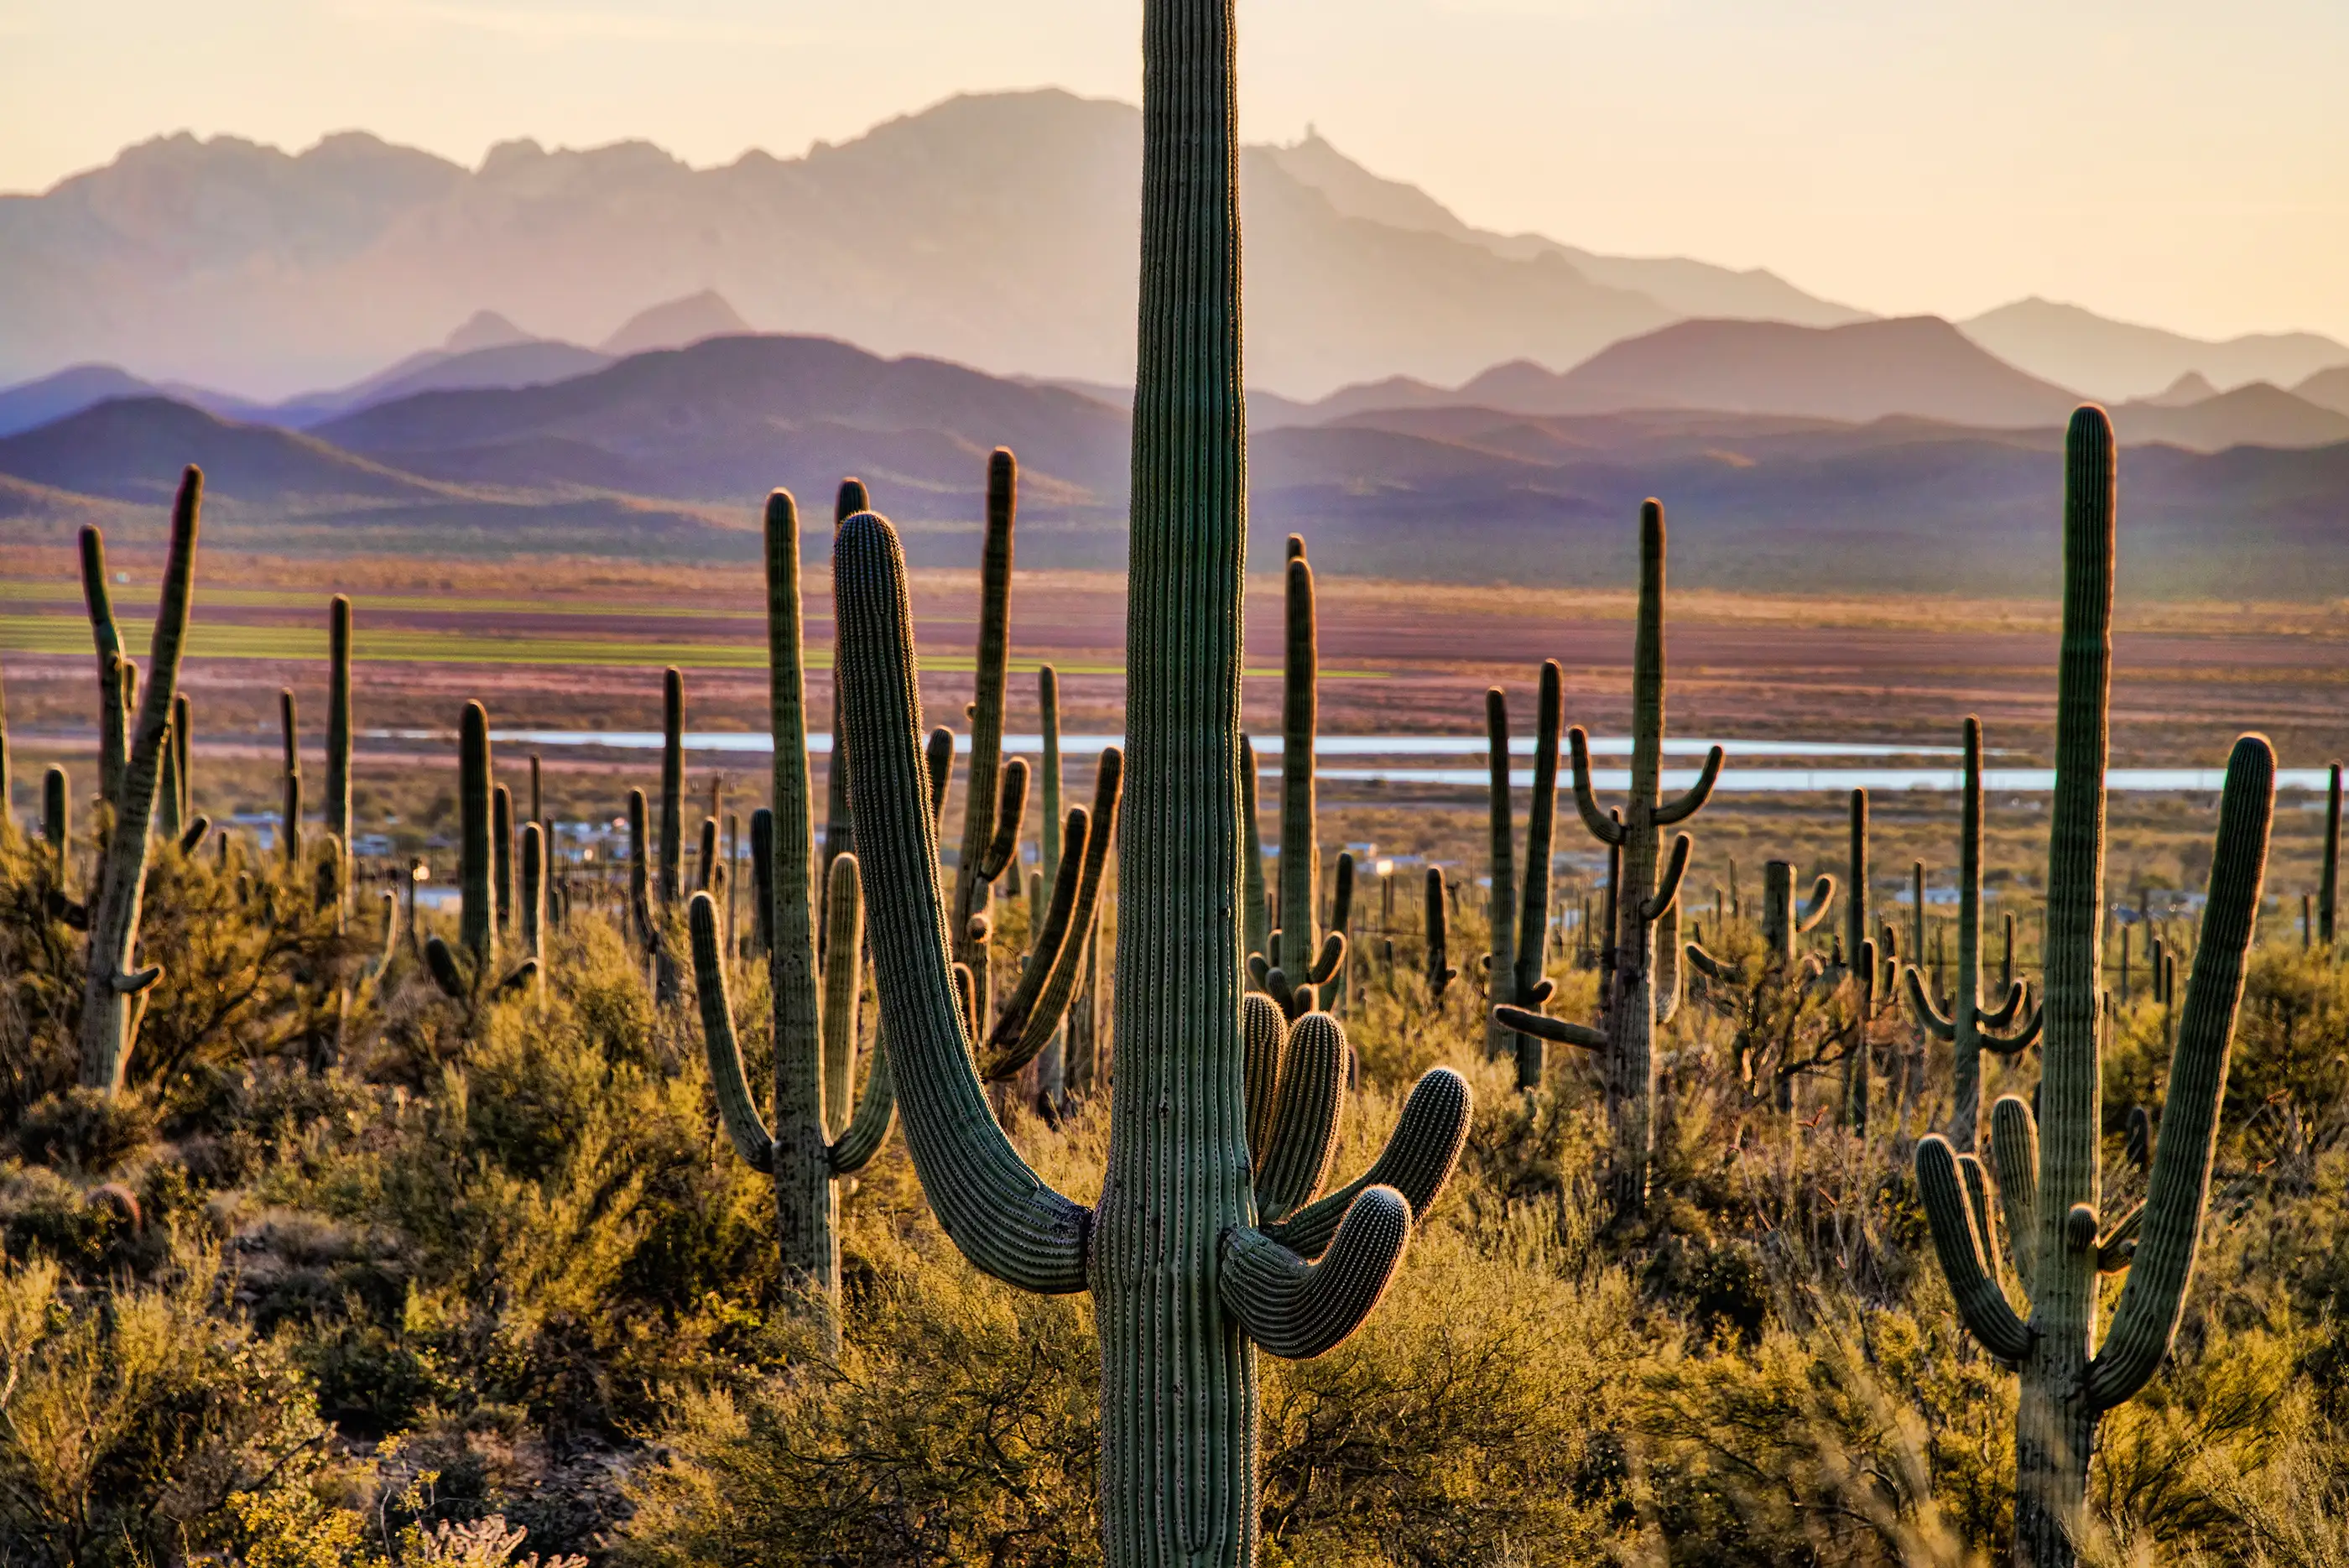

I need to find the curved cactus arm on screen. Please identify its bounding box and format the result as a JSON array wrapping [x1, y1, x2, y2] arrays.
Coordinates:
[[1244, 991, 1287, 1169], [976, 755, 1029, 881], [820, 854, 863, 1133], [1685, 941, 1737, 983], [982, 749, 1125, 1077], [1982, 977, 2029, 1030], [1566, 727, 1626, 847], [1917, 1134, 2034, 1362], [1958, 1152, 1998, 1279], [1654, 898, 1683, 1025], [1303, 930, 1347, 987], [833, 509, 1089, 1295], [1989, 1095, 2040, 1290], [1979, 998, 2044, 1055], [1254, 1011, 1346, 1221], [688, 893, 777, 1172], [1221, 1186, 1411, 1360], [924, 727, 955, 825], [1492, 1004, 1607, 1050], [424, 935, 471, 1000], [1643, 831, 1692, 921], [1262, 1067, 1471, 1260], [493, 958, 539, 997], [2091, 733, 2273, 1413], [980, 806, 1092, 1077], [177, 816, 211, 855], [1654, 743, 1725, 826], [1903, 965, 1960, 1041], [1795, 874, 1836, 935], [2096, 1201, 2144, 1273], [1330, 851, 1354, 935], [828, 1042, 897, 1175]]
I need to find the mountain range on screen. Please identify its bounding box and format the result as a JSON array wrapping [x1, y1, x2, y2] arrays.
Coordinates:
[[5, 328, 2345, 601], [9, 90, 2346, 404]]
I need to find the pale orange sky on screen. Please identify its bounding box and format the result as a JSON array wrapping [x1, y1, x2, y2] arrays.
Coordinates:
[[4, 0, 2346, 343]]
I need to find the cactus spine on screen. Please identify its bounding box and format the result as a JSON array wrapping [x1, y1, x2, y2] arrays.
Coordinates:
[[829, 8, 1471, 1556], [326, 596, 352, 892], [1914, 408, 2273, 1567], [1500, 503, 1723, 1218], [76, 471, 201, 1095], [1266, 539, 1345, 1012], [1902, 716, 2043, 1150], [1483, 665, 1565, 1086], [688, 490, 894, 1347]]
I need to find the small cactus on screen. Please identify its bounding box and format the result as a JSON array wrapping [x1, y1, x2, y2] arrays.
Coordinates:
[[78, 525, 128, 812], [1424, 867, 1457, 998], [2322, 760, 2341, 947], [277, 689, 302, 862], [44, 765, 70, 882]]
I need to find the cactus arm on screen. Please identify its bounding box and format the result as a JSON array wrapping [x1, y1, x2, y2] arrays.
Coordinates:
[[1243, 991, 1287, 1169], [1566, 726, 1626, 847], [1917, 1134, 2034, 1362], [1485, 688, 1519, 1059], [1253, 1011, 1346, 1221], [925, 727, 955, 825], [982, 750, 1125, 1076], [1221, 1185, 1412, 1360], [827, 1041, 897, 1175], [820, 853, 862, 1133], [1241, 735, 1270, 963], [1654, 743, 1724, 826], [1981, 978, 2029, 1030], [1979, 998, 2043, 1055], [2096, 1202, 2143, 1273], [1261, 1066, 1471, 1260], [659, 666, 685, 904], [1654, 897, 1682, 1024], [687, 893, 778, 1172], [1643, 831, 1691, 922], [1903, 965, 1960, 1041], [1796, 874, 1836, 935], [980, 806, 1091, 1075], [1276, 554, 1321, 971], [1491, 1004, 1607, 1050], [1037, 665, 1062, 891], [833, 509, 1089, 1294], [977, 755, 1029, 882], [1959, 1152, 1998, 1277], [1303, 930, 1346, 987], [1989, 1096, 2040, 1289], [424, 935, 471, 1000], [1329, 850, 1354, 936], [2091, 734, 2272, 1413], [79, 526, 128, 808], [1685, 941, 1736, 983]]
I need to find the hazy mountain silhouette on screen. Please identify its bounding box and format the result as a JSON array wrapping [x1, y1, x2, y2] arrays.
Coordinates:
[[0, 366, 160, 438], [2143, 372, 2218, 408], [2107, 382, 2349, 453], [599, 291, 753, 356], [4, 333, 2344, 596], [1960, 299, 2349, 403], [0, 91, 1870, 399], [2296, 367, 2349, 419]]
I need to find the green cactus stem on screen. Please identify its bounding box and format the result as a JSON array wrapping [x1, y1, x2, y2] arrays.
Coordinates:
[[1914, 408, 2274, 1568], [686, 488, 895, 1347], [78, 526, 128, 813], [1759, 860, 1836, 967], [947, 450, 1029, 987], [170, 694, 191, 833], [659, 666, 685, 904], [749, 807, 776, 956], [1911, 860, 1929, 998], [44, 765, 70, 882], [458, 701, 494, 969], [518, 821, 546, 991], [1846, 789, 1868, 972], [276, 689, 302, 862], [978, 753, 1125, 1083], [1034, 664, 1068, 1098], [1425, 867, 1457, 998], [1266, 541, 1345, 1009], [492, 784, 515, 932], [1842, 936, 1878, 1130], [1482, 666, 1566, 1085], [1902, 716, 2044, 1150], [1501, 503, 1723, 1218], [1327, 850, 1356, 1017], [76, 472, 201, 1095], [2322, 761, 2340, 946], [326, 596, 352, 893], [695, 814, 719, 893], [1242, 735, 1270, 967], [829, 16, 1471, 1545]]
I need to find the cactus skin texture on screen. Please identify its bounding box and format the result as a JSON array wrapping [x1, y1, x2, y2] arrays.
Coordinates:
[[326, 595, 352, 895], [76, 472, 201, 1095], [1497, 503, 1722, 1219], [276, 689, 303, 862], [1264, 541, 1345, 1012], [829, 13, 1468, 1553], [1483, 666, 1565, 1086], [1902, 716, 2043, 1151], [170, 694, 192, 838], [687, 489, 894, 1349], [1034, 664, 1068, 1097], [1424, 867, 1457, 998], [1914, 409, 2273, 1568]]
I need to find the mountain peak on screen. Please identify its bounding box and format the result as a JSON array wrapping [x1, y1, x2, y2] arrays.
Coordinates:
[[2146, 371, 2218, 408], [598, 291, 753, 357], [444, 310, 534, 353]]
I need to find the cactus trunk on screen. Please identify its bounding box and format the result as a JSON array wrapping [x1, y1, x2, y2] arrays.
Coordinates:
[[659, 666, 683, 905], [326, 595, 352, 895]]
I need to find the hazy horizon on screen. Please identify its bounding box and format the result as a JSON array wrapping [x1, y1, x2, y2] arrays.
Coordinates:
[[4, 1, 2346, 348]]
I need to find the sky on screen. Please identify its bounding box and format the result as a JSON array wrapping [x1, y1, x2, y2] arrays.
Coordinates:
[[4, 0, 2346, 343]]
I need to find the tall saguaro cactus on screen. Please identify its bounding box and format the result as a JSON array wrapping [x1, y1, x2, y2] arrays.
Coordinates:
[[2321, 760, 2340, 948], [1483, 665, 1565, 1086], [326, 595, 352, 894], [77, 471, 201, 1095], [1497, 503, 1723, 1218], [659, 667, 685, 905], [948, 451, 1031, 998], [829, 7, 1471, 1558], [1902, 716, 2043, 1150], [1263, 540, 1345, 1014], [688, 490, 894, 1347], [277, 689, 302, 862], [1846, 789, 1869, 971], [1914, 409, 2273, 1567], [78, 527, 129, 814]]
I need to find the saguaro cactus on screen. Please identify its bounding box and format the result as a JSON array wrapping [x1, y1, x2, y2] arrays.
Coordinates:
[[1262, 539, 1345, 1015], [518, 821, 546, 992], [1914, 408, 2273, 1567], [492, 784, 515, 930], [326, 596, 352, 892], [278, 689, 302, 862], [76, 471, 201, 1095], [947, 451, 1031, 1001], [1497, 503, 1724, 1218], [1846, 789, 1869, 971], [688, 490, 895, 1347], [78, 527, 129, 813], [829, 9, 1471, 1556], [170, 694, 192, 837], [1759, 860, 1836, 966], [2321, 760, 2340, 947], [659, 666, 685, 905], [1483, 664, 1565, 1086], [1425, 867, 1457, 999], [1034, 664, 1069, 1099], [44, 767, 70, 882], [1902, 716, 2043, 1150], [423, 702, 531, 1000]]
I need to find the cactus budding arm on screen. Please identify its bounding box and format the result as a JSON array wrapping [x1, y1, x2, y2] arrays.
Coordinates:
[[1303, 930, 1347, 987], [2091, 734, 2273, 1412], [1567, 727, 1625, 846], [1916, 1135, 2034, 1362], [1253, 1011, 1346, 1221], [977, 755, 1029, 881], [1988, 1096, 2039, 1289], [1978, 997, 2043, 1055], [1643, 831, 1691, 921], [1262, 1066, 1471, 1259], [1796, 874, 1836, 935], [980, 805, 1092, 1075], [925, 727, 955, 826], [833, 510, 1089, 1295], [1221, 1185, 1412, 1360], [1654, 743, 1725, 826], [1244, 992, 1287, 1169], [1903, 965, 1960, 1040]]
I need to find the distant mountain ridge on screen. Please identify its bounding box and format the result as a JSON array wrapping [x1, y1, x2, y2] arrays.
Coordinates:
[[1960, 298, 2349, 403]]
